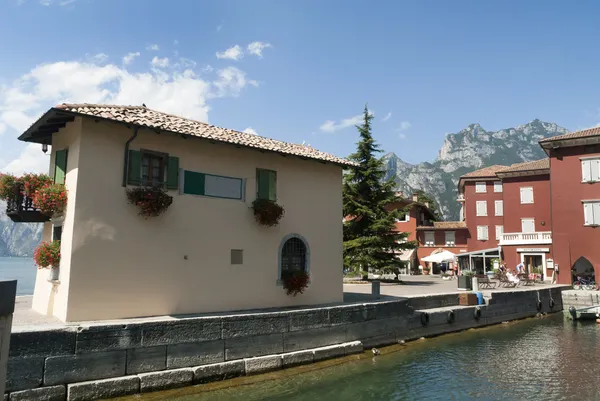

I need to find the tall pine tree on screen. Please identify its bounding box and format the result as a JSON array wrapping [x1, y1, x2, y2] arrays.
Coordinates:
[[343, 106, 415, 275]]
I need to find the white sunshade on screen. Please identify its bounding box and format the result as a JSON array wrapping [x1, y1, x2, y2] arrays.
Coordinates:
[[421, 250, 456, 264]]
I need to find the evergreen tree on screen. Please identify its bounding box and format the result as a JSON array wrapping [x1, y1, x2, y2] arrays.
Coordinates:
[[343, 106, 415, 275]]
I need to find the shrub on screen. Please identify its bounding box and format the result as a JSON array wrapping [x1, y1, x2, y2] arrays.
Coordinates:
[[34, 240, 61, 268], [20, 173, 53, 198], [33, 183, 68, 216], [251, 199, 284, 227], [281, 269, 310, 296], [126, 186, 173, 218], [0, 174, 18, 201]]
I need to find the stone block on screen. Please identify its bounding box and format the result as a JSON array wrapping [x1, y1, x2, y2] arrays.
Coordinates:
[[9, 385, 65, 401], [281, 349, 314, 368], [222, 314, 289, 339], [44, 351, 126, 386], [283, 326, 346, 352], [225, 333, 283, 360], [289, 309, 330, 331], [9, 329, 76, 358], [313, 344, 345, 362], [126, 346, 166, 374], [330, 305, 376, 326], [244, 355, 282, 375], [67, 376, 139, 401], [167, 340, 224, 369], [76, 326, 142, 353], [193, 360, 245, 384], [374, 301, 413, 320], [344, 341, 363, 355], [138, 368, 193, 393], [345, 317, 405, 342], [6, 357, 44, 391], [141, 319, 222, 347]]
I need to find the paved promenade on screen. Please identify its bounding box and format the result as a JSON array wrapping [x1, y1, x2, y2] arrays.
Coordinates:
[[12, 275, 564, 330]]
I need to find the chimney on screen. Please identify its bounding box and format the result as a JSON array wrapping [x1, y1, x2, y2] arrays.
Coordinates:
[[424, 201, 430, 208], [412, 193, 419, 202]]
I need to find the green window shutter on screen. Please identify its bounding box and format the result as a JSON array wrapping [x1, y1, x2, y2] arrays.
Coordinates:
[[54, 149, 68, 184], [166, 156, 179, 190], [183, 171, 205, 195], [268, 170, 277, 201], [127, 150, 141, 186]]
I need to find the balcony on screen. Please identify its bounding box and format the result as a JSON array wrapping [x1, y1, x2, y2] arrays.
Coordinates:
[[5, 185, 50, 223], [499, 231, 552, 246]]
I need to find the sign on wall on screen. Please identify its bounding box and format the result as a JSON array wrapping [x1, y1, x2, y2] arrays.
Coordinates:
[[516, 248, 550, 253]]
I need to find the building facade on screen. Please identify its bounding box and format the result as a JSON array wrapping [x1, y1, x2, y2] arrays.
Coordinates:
[[12, 104, 352, 322], [540, 128, 600, 285]]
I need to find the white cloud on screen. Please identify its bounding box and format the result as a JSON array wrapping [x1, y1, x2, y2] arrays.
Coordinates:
[[89, 53, 108, 64], [216, 45, 243, 61], [122, 52, 140, 65], [243, 127, 257, 135], [398, 133, 407, 140], [39, 0, 77, 5], [319, 114, 362, 133], [173, 40, 179, 46], [2, 143, 50, 175], [399, 121, 411, 131], [217, 24, 223, 32], [146, 44, 160, 51], [151, 57, 169, 68], [247, 42, 272, 58], [0, 55, 259, 173], [382, 112, 392, 122]]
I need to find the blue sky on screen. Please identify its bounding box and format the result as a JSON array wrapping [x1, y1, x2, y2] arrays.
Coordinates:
[[1, 0, 600, 172]]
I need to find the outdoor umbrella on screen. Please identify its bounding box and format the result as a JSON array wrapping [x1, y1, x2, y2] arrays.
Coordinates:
[[421, 250, 456, 264]]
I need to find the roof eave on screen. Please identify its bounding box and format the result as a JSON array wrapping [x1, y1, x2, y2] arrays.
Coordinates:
[[539, 135, 600, 151], [496, 169, 550, 178], [18, 108, 76, 144]]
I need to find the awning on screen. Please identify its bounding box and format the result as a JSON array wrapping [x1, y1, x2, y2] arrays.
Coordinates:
[[396, 248, 416, 261], [456, 247, 500, 258]]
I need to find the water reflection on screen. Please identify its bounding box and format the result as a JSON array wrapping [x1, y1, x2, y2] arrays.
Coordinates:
[[121, 317, 600, 401]]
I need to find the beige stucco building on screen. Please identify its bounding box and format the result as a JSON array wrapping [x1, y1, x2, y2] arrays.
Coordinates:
[[17, 104, 352, 322]]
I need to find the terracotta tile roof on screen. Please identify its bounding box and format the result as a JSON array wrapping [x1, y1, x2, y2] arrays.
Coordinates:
[[540, 126, 600, 143], [497, 159, 549, 174], [50, 104, 356, 167], [460, 165, 507, 179], [417, 221, 467, 230]]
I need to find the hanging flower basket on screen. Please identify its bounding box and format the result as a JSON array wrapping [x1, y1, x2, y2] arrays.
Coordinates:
[[281, 270, 310, 296], [33, 183, 68, 217], [20, 173, 53, 198], [251, 199, 284, 227], [0, 173, 19, 201], [126, 186, 173, 218], [34, 240, 61, 269]]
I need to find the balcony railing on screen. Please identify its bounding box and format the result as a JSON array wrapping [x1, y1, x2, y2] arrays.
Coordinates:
[[5, 184, 50, 223], [499, 231, 552, 246]]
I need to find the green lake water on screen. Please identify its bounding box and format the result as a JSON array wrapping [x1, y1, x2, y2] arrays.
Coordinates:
[[127, 316, 600, 401]]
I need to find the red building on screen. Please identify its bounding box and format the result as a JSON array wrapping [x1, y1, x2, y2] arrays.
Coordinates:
[[540, 127, 600, 285], [415, 221, 468, 273], [496, 159, 554, 281]]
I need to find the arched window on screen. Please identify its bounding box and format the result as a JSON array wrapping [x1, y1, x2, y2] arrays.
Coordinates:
[[278, 234, 310, 282]]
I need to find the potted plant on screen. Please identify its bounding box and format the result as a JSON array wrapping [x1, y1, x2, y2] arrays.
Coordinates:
[[458, 270, 474, 290], [34, 240, 61, 281], [281, 269, 310, 296], [0, 173, 18, 201], [126, 186, 173, 218], [33, 183, 68, 217], [251, 199, 284, 227], [20, 173, 53, 198], [422, 265, 431, 275]]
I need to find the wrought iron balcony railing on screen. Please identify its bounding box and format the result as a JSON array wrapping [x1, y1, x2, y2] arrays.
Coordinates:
[[5, 184, 50, 223]]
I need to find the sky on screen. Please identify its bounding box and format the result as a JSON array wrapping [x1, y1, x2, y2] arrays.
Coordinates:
[[1, 0, 600, 172]]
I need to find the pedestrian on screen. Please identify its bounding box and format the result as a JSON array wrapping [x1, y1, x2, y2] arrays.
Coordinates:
[[516, 262, 524, 274]]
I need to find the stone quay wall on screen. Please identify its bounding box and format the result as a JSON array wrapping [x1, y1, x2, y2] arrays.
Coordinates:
[[561, 289, 600, 310], [0, 281, 17, 398], [4, 288, 565, 401]]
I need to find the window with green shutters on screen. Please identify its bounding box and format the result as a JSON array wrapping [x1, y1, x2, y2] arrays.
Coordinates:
[[256, 169, 277, 201], [54, 149, 68, 184], [127, 149, 179, 189]]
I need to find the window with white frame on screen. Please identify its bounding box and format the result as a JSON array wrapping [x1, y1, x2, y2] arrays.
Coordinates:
[[495, 225, 504, 240], [581, 158, 600, 183], [583, 201, 600, 226], [521, 218, 535, 233], [445, 231, 455, 246], [495, 200, 504, 216], [494, 181, 503, 193], [395, 210, 410, 223], [477, 226, 489, 240], [475, 182, 487, 193], [520, 187, 534, 204], [424, 231, 435, 247], [476, 201, 487, 216]]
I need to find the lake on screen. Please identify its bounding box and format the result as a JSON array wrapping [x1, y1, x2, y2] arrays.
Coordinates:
[[122, 316, 600, 401], [0, 256, 36, 295]]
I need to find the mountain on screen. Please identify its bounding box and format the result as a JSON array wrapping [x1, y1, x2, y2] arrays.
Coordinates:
[[0, 202, 44, 257], [383, 119, 569, 220]]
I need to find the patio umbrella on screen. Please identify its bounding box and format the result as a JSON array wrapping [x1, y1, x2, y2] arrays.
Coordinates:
[[421, 250, 456, 264]]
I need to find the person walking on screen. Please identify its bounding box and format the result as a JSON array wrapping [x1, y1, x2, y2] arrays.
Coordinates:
[[516, 262, 524, 274]]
